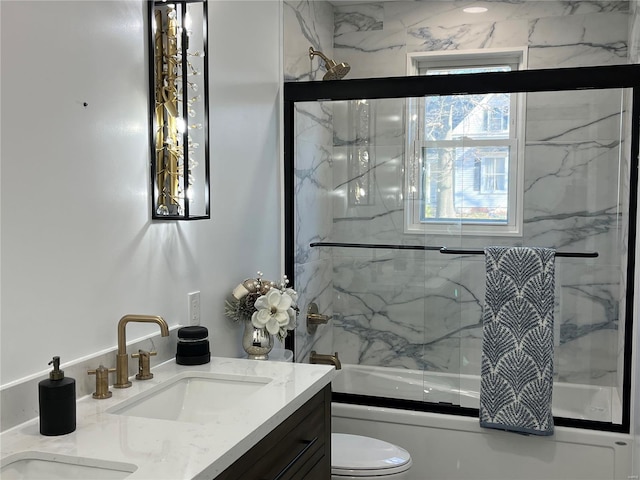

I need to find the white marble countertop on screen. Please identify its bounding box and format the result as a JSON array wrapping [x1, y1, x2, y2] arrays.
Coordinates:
[[0, 357, 336, 479]]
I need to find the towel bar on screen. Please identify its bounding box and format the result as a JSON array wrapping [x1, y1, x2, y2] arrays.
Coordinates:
[[439, 247, 598, 258]]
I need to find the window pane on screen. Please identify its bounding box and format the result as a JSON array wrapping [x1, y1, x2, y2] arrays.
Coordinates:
[[424, 93, 511, 141], [424, 66, 511, 142], [421, 146, 509, 223], [420, 65, 514, 225]]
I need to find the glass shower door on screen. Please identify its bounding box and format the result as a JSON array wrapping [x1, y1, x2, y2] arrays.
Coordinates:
[[292, 96, 464, 408], [287, 79, 636, 428]]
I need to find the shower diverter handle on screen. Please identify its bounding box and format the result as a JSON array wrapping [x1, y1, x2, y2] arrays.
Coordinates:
[[308, 312, 330, 325], [306, 302, 331, 333]]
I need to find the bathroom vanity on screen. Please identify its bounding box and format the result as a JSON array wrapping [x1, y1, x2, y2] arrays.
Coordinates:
[[217, 384, 331, 479], [0, 357, 336, 479]]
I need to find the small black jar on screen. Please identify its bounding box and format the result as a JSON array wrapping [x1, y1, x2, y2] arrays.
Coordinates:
[[176, 326, 211, 365]]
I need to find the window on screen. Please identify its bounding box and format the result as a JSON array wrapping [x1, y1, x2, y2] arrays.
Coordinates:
[[484, 106, 509, 132], [481, 156, 508, 193], [405, 49, 526, 236]]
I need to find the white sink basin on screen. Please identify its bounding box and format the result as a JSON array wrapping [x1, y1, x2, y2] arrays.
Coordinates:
[[0, 452, 137, 480], [107, 371, 272, 423]]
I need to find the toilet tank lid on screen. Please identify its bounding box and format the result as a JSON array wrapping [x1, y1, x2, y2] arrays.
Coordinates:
[[331, 433, 412, 471]]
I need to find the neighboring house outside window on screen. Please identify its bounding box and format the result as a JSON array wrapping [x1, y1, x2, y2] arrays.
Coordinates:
[[405, 49, 527, 236]]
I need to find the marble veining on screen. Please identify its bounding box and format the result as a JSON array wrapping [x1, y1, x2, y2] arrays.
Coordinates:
[[284, 1, 335, 81], [335, 3, 384, 36], [408, 21, 526, 51], [285, 0, 633, 399]]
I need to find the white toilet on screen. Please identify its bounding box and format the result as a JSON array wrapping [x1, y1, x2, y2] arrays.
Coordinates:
[[331, 433, 413, 479]]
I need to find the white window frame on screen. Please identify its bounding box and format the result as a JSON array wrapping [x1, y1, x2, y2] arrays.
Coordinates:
[[404, 48, 527, 237]]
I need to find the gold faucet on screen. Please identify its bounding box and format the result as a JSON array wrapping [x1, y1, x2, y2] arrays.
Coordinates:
[[309, 351, 342, 370], [114, 314, 169, 388]]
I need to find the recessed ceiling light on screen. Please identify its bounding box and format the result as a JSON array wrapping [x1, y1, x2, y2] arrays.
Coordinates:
[[463, 6, 488, 13]]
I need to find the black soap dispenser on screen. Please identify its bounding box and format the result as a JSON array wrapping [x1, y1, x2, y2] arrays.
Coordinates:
[[38, 356, 76, 436]]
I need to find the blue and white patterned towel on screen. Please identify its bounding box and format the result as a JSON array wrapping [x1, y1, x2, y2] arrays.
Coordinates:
[[479, 246, 555, 436]]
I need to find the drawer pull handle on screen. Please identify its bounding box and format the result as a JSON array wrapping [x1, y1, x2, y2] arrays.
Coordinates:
[[273, 436, 318, 480]]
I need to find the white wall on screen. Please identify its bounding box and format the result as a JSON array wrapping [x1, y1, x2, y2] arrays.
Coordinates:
[[0, 0, 283, 386]]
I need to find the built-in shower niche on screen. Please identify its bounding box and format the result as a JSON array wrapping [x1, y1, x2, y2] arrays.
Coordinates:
[[286, 65, 639, 429]]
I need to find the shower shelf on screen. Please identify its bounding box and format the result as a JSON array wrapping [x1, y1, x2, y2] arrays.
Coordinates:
[[309, 242, 598, 258]]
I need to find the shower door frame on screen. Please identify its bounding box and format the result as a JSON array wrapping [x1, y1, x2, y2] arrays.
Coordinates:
[[283, 63, 640, 434]]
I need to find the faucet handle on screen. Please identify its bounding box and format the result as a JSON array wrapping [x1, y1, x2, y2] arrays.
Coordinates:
[[131, 350, 157, 380], [88, 365, 116, 399], [307, 302, 332, 334]]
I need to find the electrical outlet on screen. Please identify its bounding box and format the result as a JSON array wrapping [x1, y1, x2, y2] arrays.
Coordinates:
[[188, 291, 200, 325]]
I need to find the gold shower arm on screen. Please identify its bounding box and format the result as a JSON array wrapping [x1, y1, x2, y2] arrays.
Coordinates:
[[309, 46, 332, 65], [308, 46, 350, 80]]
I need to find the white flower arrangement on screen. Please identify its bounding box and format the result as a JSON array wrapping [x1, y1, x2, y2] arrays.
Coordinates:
[[225, 272, 298, 342]]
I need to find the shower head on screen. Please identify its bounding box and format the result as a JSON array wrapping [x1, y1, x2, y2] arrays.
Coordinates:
[[309, 46, 351, 81]]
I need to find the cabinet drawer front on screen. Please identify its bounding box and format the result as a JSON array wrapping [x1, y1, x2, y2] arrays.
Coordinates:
[[236, 403, 325, 479], [216, 385, 331, 480], [273, 436, 318, 480]]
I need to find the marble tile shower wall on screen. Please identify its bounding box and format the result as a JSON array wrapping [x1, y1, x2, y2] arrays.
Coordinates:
[[632, 0, 640, 63], [334, 1, 629, 77], [285, 1, 336, 360], [285, 1, 633, 388], [329, 1, 630, 387], [329, 92, 626, 383]]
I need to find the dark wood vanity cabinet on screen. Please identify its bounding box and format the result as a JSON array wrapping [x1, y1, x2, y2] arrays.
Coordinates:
[[216, 385, 331, 480]]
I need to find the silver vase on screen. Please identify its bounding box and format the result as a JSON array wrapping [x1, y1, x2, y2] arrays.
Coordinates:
[[242, 321, 273, 360]]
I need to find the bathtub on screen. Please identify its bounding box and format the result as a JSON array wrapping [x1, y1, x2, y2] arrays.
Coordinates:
[[331, 364, 632, 480], [332, 364, 622, 422]]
